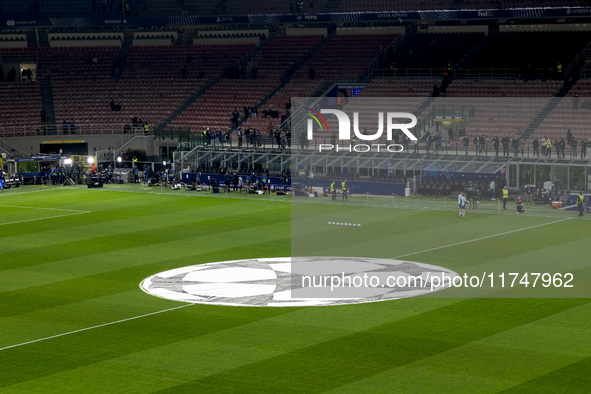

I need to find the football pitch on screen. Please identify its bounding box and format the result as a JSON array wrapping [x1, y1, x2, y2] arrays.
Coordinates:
[[0, 184, 590, 392]]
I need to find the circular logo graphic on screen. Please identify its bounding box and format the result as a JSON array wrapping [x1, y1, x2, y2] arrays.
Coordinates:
[[140, 257, 459, 307]]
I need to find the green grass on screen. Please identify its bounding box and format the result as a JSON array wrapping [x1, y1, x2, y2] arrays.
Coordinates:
[[0, 184, 589, 393]]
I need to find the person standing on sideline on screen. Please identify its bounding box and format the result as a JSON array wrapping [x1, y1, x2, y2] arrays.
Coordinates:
[[489, 179, 496, 200], [331, 180, 336, 200], [578, 192, 585, 216], [525, 184, 533, 206], [502, 186, 509, 210], [341, 180, 348, 201], [458, 192, 467, 217], [233, 172, 238, 191]]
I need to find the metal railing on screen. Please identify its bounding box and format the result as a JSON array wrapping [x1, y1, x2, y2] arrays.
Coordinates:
[[372, 68, 444, 79], [0, 123, 145, 138], [453, 68, 522, 79], [565, 42, 591, 81]]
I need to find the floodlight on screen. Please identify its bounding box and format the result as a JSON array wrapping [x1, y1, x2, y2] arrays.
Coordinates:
[[117, 157, 122, 163], [87, 157, 95, 164], [63, 158, 72, 165]]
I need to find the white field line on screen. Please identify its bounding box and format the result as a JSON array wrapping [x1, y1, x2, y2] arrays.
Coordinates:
[[0, 204, 91, 213], [392, 217, 571, 259], [0, 211, 91, 226], [0, 304, 192, 352], [0, 204, 92, 226]]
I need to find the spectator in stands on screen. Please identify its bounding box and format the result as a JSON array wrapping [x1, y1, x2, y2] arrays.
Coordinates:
[[216, 130, 223, 147], [225, 129, 232, 147], [22, 68, 32, 82], [533, 138, 540, 157], [447, 127, 454, 144], [70, 121, 76, 135], [519, 138, 525, 156], [512, 137, 519, 157], [463, 135, 469, 155], [567, 129, 573, 143], [40, 109, 46, 124], [62, 120, 69, 135], [541, 137, 547, 157], [231, 108, 239, 129], [244, 128, 251, 147], [581, 139, 588, 159], [570, 138, 577, 159], [545, 138, 552, 158], [480, 135, 487, 154], [492, 136, 499, 156], [300, 130, 307, 150], [243, 106, 249, 120], [251, 106, 257, 118], [237, 127, 243, 147], [435, 132, 443, 153], [110, 100, 121, 111], [432, 84, 439, 97], [501, 135, 509, 156], [559, 138, 566, 158], [206, 128, 213, 146]]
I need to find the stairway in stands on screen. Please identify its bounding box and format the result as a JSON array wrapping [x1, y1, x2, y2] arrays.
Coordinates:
[[153, 78, 221, 133], [40, 81, 58, 135], [112, 31, 134, 79], [519, 82, 569, 141], [455, 29, 497, 71], [25, 30, 39, 47], [252, 31, 336, 118], [154, 33, 278, 133]]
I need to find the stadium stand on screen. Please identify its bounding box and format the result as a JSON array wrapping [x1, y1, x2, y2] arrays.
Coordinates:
[[385, 32, 484, 69], [171, 34, 325, 131], [0, 82, 43, 136], [464, 32, 591, 74]]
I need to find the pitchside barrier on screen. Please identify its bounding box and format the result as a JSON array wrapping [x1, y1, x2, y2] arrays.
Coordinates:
[[291, 188, 519, 212], [180, 173, 290, 190]]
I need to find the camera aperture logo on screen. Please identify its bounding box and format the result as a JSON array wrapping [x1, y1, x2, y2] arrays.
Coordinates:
[[305, 108, 418, 153]]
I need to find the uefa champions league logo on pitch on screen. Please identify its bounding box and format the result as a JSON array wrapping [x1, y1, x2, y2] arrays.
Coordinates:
[[305, 108, 418, 153]]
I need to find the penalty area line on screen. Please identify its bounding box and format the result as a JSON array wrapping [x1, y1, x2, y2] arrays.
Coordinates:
[[0, 304, 192, 352], [392, 217, 572, 259]]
